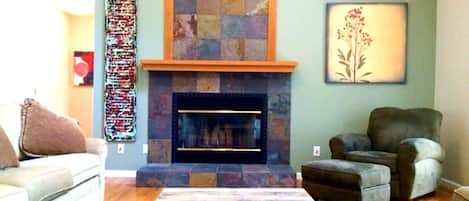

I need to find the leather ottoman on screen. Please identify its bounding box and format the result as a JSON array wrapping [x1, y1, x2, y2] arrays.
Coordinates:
[[302, 159, 390, 201]]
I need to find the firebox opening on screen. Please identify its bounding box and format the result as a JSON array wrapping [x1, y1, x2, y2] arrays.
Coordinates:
[[172, 93, 267, 164]]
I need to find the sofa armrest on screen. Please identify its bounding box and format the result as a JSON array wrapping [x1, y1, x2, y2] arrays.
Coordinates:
[[86, 138, 107, 201], [86, 138, 108, 157], [329, 133, 371, 159], [399, 138, 445, 163]]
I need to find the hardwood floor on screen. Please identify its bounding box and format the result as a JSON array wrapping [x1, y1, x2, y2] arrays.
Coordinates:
[[104, 177, 453, 201], [105, 177, 161, 201]]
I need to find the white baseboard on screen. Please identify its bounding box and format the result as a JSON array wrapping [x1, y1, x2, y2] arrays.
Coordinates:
[[440, 177, 462, 191], [296, 172, 302, 180], [104, 170, 136, 178]]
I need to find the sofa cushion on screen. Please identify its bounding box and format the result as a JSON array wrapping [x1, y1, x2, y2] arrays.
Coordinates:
[[0, 126, 19, 169], [0, 103, 23, 159], [454, 187, 469, 201], [0, 166, 73, 201], [20, 98, 86, 157], [345, 151, 398, 173], [0, 184, 28, 201], [302, 159, 390, 190], [20, 153, 100, 186]]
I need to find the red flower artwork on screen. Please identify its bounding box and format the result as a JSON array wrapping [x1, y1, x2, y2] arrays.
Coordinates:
[[73, 51, 94, 86], [336, 7, 373, 83]]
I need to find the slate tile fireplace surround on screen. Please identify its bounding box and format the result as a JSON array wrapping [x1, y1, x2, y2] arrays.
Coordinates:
[[136, 71, 293, 187]]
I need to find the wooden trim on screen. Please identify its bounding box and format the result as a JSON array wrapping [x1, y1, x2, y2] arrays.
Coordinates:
[[267, 0, 277, 61], [141, 59, 298, 73], [164, 0, 173, 59]]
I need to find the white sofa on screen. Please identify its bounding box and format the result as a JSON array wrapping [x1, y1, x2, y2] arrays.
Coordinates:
[[0, 104, 107, 201]]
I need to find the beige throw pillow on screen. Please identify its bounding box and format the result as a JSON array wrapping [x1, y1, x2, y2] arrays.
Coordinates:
[[0, 125, 19, 169], [20, 99, 86, 157]]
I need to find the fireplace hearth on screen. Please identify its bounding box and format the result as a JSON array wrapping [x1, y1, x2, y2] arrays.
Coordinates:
[[172, 93, 267, 164]]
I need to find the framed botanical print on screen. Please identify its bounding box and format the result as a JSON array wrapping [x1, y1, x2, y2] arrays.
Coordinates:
[[326, 3, 407, 84], [164, 0, 277, 61]]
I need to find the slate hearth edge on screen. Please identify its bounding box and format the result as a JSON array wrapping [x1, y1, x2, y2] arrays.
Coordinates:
[[138, 72, 292, 187], [136, 163, 296, 187]]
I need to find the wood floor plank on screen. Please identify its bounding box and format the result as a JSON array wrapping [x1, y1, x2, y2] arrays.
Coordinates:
[[104, 177, 452, 201]]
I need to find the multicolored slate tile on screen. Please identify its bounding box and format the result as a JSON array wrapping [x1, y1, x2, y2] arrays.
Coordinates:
[[217, 164, 242, 173], [198, 39, 221, 59], [173, 15, 197, 39], [245, 16, 268, 39], [197, 15, 221, 39], [221, 0, 245, 15], [267, 139, 290, 164], [149, 92, 172, 116], [222, 16, 245, 38], [246, 0, 269, 16], [173, 72, 197, 92], [174, 0, 197, 14], [243, 172, 270, 187], [190, 173, 217, 187], [164, 172, 190, 187], [173, 38, 198, 59], [148, 114, 171, 139], [217, 172, 244, 187], [148, 139, 171, 163], [268, 113, 289, 140], [268, 93, 290, 115], [245, 39, 267, 60], [197, 0, 221, 15], [221, 39, 244, 60], [196, 72, 220, 92]]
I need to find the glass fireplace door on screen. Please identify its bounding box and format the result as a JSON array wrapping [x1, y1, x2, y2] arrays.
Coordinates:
[[177, 110, 262, 152], [172, 93, 267, 164]]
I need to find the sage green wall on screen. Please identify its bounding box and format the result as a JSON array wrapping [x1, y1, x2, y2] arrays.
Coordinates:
[[93, 0, 436, 171]]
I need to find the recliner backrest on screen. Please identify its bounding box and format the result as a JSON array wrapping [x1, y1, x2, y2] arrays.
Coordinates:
[[367, 107, 442, 153]]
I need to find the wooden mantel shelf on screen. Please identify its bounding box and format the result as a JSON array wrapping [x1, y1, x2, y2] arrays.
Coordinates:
[[141, 59, 298, 73]]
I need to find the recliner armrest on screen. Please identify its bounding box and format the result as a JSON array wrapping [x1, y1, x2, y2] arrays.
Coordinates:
[[399, 138, 445, 163], [329, 133, 371, 159]]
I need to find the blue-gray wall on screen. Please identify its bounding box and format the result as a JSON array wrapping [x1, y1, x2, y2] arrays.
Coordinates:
[[93, 0, 436, 171]]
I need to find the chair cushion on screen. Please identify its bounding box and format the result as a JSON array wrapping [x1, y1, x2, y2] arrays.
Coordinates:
[[20, 153, 100, 186], [0, 126, 19, 169], [0, 184, 28, 201], [20, 98, 86, 157], [0, 166, 73, 201], [367, 107, 442, 153], [302, 159, 390, 190], [454, 187, 469, 201], [345, 151, 398, 173]]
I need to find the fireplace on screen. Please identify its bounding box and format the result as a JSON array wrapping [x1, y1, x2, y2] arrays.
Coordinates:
[[172, 93, 267, 164]]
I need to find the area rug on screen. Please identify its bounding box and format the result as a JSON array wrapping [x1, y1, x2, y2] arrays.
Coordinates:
[[157, 188, 314, 201]]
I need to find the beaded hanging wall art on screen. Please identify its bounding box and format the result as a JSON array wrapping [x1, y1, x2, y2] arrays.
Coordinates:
[[104, 0, 137, 142]]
